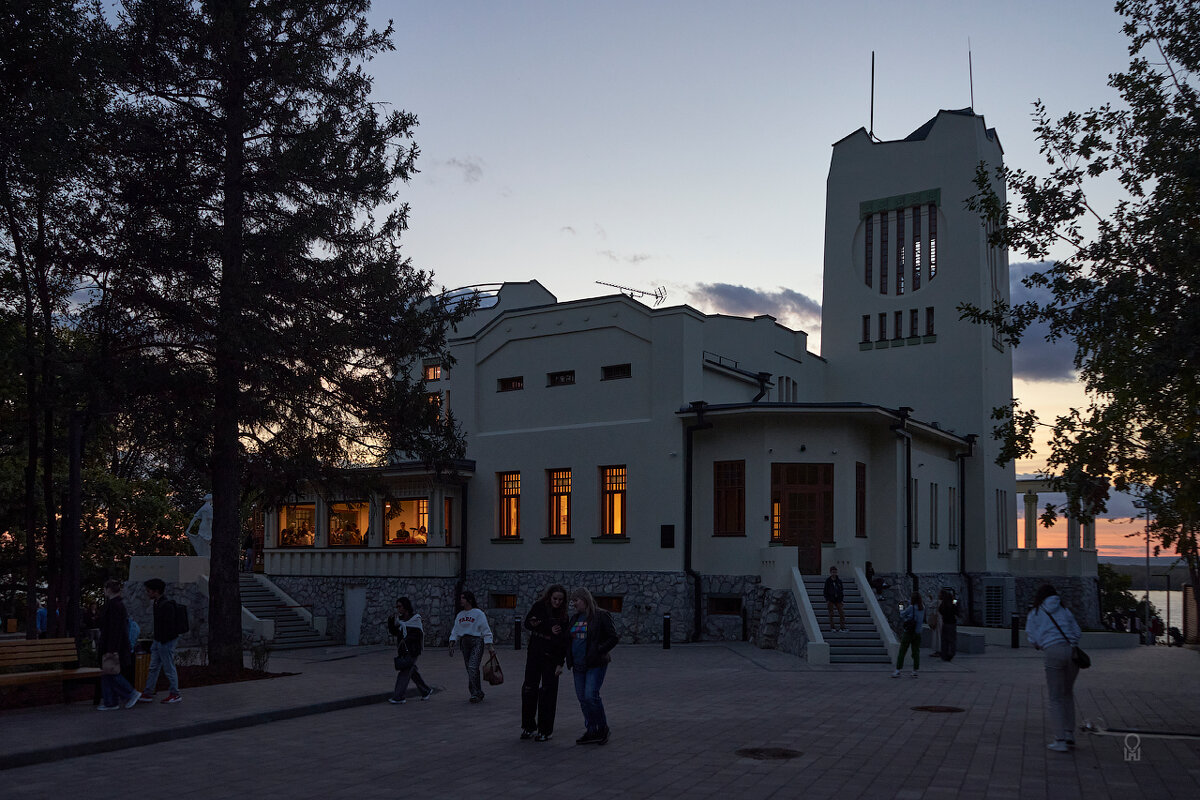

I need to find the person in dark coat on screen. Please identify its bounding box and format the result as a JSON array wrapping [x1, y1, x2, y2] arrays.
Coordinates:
[[567, 587, 619, 745], [520, 584, 570, 741], [823, 566, 847, 632], [938, 588, 959, 661], [387, 596, 433, 704], [98, 579, 141, 710]]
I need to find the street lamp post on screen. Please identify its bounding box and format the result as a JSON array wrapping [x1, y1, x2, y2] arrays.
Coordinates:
[[1133, 498, 1152, 645]]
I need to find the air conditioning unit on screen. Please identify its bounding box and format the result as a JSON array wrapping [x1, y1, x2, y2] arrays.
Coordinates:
[[981, 576, 1016, 627]]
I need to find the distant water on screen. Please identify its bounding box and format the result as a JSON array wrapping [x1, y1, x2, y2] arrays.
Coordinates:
[[1143, 590, 1185, 633]]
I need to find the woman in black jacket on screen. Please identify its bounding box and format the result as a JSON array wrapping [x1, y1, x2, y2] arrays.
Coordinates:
[[520, 584, 569, 741], [387, 597, 433, 704], [98, 579, 140, 710], [566, 587, 618, 745]]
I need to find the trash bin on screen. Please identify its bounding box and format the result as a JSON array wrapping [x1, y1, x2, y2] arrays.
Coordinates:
[[4, 618, 15, 633], [134, 650, 151, 693]]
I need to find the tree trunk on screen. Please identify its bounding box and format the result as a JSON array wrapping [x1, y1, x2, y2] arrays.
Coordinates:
[[63, 410, 83, 640], [207, 0, 250, 675]]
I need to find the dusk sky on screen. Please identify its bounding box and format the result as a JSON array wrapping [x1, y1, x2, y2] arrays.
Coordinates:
[[367, 1, 1145, 554]]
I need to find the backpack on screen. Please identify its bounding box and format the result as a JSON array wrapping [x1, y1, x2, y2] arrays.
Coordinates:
[[127, 617, 141, 649], [174, 600, 190, 635]]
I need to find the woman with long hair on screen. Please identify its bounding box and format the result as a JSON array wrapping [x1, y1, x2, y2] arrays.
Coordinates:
[[520, 584, 569, 741], [448, 589, 494, 703], [892, 592, 924, 678], [566, 587, 619, 745], [1026, 583, 1083, 752]]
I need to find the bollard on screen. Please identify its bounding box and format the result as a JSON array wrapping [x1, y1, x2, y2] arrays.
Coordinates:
[[663, 613, 671, 649], [1011, 613, 1020, 649], [514, 613, 522, 651]]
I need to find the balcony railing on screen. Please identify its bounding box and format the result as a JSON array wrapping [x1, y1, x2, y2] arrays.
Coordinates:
[[265, 546, 459, 577]]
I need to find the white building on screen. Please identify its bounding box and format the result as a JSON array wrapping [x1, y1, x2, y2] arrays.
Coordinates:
[[258, 109, 1099, 654]]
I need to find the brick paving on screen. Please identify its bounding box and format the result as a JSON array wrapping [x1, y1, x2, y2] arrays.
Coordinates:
[[1, 641, 1198, 798]]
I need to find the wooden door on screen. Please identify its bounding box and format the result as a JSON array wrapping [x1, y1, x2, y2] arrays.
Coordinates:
[[771, 463, 834, 574]]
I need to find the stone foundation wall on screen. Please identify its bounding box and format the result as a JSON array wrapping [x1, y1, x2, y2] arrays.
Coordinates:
[[747, 586, 809, 657]]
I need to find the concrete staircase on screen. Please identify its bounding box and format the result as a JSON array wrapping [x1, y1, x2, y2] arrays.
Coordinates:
[[801, 575, 890, 664], [239, 574, 334, 650]]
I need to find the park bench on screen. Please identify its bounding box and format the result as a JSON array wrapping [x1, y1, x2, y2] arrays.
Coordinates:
[[0, 638, 102, 703]]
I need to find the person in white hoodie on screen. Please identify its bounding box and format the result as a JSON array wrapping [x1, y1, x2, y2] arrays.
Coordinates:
[[1026, 584, 1083, 753], [449, 590, 494, 703]]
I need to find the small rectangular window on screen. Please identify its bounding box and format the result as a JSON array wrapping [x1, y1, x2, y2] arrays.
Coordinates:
[[601, 363, 632, 380], [949, 486, 958, 548], [910, 309, 919, 338], [548, 469, 571, 537], [877, 313, 887, 341], [498, 472, 520, 538], [490, 593, 517, 610], [600, 465, 627, 537], [896, 208, 906, 295], [498, 376, 524, 392], [925, 307, 935, 336], [547, 370, 575, 387], [595, 595, 624, 613], [707, 596, 743, 615], [929, 482, 939, 545], [911, 478, 919, 545], [893, 311, 903, 340], [423, 364, 442, 381], [862, 315, 871, 343], [855, 462, 866, 538]]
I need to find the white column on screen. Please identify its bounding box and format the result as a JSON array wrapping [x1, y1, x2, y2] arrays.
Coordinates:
[[315, 496, 328, 548], [1024, 491, 1039, 549], [1083, 520, 1096, 550], [1066, 513, 1081, 551]]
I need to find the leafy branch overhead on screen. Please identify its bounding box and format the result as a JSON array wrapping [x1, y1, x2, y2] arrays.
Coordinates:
[[964, 0, 1200, 600]]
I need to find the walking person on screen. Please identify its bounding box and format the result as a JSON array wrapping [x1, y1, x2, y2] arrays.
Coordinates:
[[387, 596, 434, 704], [938, 588, 959, 662], [1026, 583, 1083, 752], [97, 580, 141, 710], [892, 592, 924, 678], [138, 578, 182, 704], [448, 590, 494, 703], [823, 566, 847, 632], [520, 584, 569, 741], [567, 587, 619, 745], [927, 592, 942, 658]]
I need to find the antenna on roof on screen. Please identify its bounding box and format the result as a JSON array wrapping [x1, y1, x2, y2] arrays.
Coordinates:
[[869, 51, 875, 139], [595, 281, 667, 306], [968, 39, 975, 110]]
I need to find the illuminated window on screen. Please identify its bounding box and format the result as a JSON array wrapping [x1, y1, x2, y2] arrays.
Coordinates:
[[910, 309, 919, 338], [548, 469, 571, 537], [877, 313, 887, 342], [600, 465, 626, 537], [928, 203, 937, 279], [498, 472, 521, 538], [864, 213, 873, 286], [490, 593, 517, 609], [328, 502, 368, 546], [879, 210, 889, 294], [896, 208, 906, 295], [278, 504, 315, 547], [601, 363, 632, 381], [498, 376, 523, 392], [912, 205, 922, 291], [862, 315, 871, 343], [771, 500, 782, 542], [926, 306, 935, 336], [713, 460, 745, 536], [423, 364, 442, 381], [547, 370, 575, 387], [893, 311, 903, 340], [384, 498, 428, 545]]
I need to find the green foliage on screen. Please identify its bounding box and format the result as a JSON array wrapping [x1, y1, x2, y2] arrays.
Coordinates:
[[965, 0, 1200, 611], [1097, 563, 1138, 614]]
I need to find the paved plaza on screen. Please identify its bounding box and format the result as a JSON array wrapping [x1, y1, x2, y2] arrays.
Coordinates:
[[1, 640, 1198, 799]]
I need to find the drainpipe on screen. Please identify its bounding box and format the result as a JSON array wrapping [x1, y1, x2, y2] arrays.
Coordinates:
[[890, 407, 915, 594], [960, 435, 977, 623], [751, 372, 773, 403], [684, 401, 712, 642], [454, 482, 469, 628]]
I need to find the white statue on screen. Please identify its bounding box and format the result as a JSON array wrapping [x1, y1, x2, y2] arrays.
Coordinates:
[[184, 493, 213, 557]]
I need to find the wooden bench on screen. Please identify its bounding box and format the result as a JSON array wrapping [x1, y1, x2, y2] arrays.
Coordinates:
[[0, 638, 103, 703]]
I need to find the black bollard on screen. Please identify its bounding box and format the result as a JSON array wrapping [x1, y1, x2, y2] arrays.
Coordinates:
[[514, 613, 522, 651], [1011, 613, 1020, 649], [663, 613, 671, 649]]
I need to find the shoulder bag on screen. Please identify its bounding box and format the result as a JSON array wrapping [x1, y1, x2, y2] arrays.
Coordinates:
[[1045, 609, 1090, 669], [482, 651, 504, 685], [101, 652, 121, 675]]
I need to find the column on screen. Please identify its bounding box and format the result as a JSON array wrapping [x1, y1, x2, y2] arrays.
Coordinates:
[[1083, 520, 1096, 550], [1066, 513, 1081, 551], [1024, 491, 1039, 549]]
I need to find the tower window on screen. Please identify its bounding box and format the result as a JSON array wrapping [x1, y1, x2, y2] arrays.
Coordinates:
[[862, 315, 871, 343], [926, 307, 935, 336], [928, 203, 937, 279], [893, 311, 903, 340], [864, 213, 874, 287], [896, 208, 906, 295], [877, 313, 887, 342], [910, 309, 919, 338], [879, 211, 889, 295], [912, 205, 922, 291], [498, 376, 524, 392]]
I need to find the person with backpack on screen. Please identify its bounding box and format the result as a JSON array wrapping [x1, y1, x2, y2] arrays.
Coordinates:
[[139, 577, 184, 704], [387, 596, 434, 704], [892, 592, 924, 678]]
